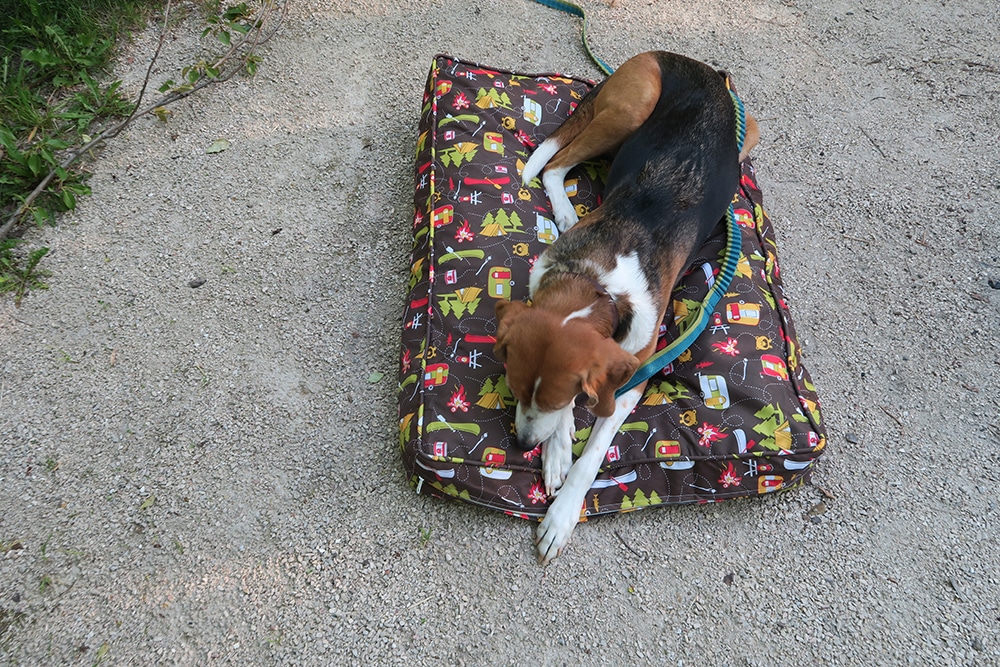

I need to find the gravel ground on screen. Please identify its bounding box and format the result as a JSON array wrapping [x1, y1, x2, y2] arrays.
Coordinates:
[[2, 0, 999, 664]]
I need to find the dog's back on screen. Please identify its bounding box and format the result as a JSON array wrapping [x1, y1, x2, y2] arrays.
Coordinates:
[[542, 52, 739, 304], [605, 52, 738, 238]]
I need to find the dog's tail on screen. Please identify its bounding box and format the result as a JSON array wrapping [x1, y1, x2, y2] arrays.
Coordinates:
[[520, 80, 606, 186]]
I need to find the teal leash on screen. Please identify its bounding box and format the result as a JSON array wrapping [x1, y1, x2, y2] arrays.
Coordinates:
[[532, 0, 615, 75]]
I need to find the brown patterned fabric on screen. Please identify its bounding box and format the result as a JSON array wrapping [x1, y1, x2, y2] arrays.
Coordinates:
[[398, 55, 826, 519]]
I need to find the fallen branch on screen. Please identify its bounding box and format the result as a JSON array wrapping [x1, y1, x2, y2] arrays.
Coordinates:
[[0, 0, 287, 242], [614, 529, 644, 559]]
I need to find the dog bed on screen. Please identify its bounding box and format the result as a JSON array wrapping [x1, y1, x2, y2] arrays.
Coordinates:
[[398, 55, 826, 519]]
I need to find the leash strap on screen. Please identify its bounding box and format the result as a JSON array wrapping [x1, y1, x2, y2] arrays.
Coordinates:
[[532, 0, 615, 75], [615, 89, 748, 398]]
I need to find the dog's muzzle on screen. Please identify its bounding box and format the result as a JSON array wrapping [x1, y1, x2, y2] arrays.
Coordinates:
[[513, 402, 569, 451]]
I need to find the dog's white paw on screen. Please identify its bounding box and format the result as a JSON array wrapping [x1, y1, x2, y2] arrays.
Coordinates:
[[541, 169, 579, 232], [551, 199, 579, 232], [542, 432, 573, 497], [521, 156, 544, 186], [536, 494, 580, 565]]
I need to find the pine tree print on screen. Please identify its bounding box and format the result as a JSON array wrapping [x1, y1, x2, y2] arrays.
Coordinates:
[[477, 375, 515, 409], [437, 287, 483, 318], [439, 142, 479, 168], [481, 209, 524, 236], [475, 88, 514, 110], [643, 379, 693, 405], [753, 404, 792, 451]]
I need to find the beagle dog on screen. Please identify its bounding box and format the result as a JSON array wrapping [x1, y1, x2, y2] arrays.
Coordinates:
[[494, 51, 759, 564]]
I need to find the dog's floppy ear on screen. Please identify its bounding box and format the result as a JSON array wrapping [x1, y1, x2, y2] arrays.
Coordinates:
[[581, 343, 640, 418], [494, 300, 529, 362]]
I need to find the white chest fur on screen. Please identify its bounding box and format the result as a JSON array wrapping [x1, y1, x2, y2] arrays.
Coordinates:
[[529, 252, 658, 356]]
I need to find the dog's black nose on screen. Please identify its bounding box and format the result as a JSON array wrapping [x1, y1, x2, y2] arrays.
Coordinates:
[[512, 434, 539, 451]]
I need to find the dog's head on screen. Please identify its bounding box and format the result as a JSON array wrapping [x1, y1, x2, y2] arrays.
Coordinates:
[[494, 300, 639, 450]]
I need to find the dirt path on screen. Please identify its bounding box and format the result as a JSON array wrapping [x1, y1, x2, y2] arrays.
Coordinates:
[[2, 1, 998, 664]]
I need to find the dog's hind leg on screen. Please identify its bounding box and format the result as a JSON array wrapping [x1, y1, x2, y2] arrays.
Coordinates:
[[520, 80, 605, 187], [523, 53, 663, 231], [740, 113, 760, 162], [520, 83, 606, 231]]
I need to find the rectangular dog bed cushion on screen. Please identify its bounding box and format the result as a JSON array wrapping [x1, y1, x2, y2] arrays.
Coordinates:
[[397, 54, 826, 519]]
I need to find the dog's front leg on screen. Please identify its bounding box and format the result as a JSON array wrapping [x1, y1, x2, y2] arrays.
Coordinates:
[[541, 165, 579, 231], [541, 406, 576, 497], [536, 387, 643, 565]]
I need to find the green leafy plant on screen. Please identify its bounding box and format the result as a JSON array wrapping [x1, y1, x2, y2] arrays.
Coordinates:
[[18, 24, 114, 87], [0, 0, 287, 304], [158, 1, 273, 95], [0, 240, 50, 306]]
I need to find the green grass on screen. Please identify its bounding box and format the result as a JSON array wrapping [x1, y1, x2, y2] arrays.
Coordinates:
[[0, 0, 160, 205], [0, 1, 157, 82], [1, 0, 283, 304], [0, 239, 50, 305], [0, 0, 160, 301]]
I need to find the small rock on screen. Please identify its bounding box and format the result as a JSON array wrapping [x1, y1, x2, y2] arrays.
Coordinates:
[[188, 278, 206, 288], [948, 577, 968, 601], [845, 433, 859, 444], [806, 501, 828, 517], [972, 637, 984, 652]]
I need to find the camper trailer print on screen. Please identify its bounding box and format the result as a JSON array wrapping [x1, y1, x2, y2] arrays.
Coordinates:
[[699, 374, 731, 410], [488, 267, 512, 299], [726, 301, 761, 325], [536, 213, 558, 244]]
